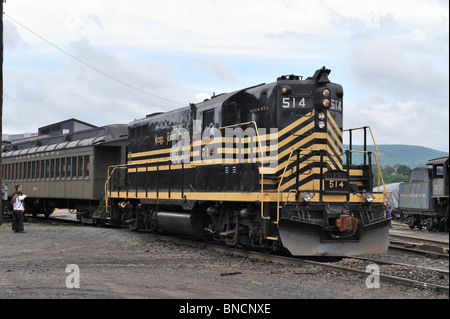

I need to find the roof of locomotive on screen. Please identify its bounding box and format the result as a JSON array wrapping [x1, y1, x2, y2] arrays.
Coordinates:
[[128, 67, 336, 129], [128, 82, 272, 129]]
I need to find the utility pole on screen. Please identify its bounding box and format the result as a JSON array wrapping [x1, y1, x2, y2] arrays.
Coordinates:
[[0, 0, 4, 225]]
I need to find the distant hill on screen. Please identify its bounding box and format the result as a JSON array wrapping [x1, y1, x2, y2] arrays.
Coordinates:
[[343, 144, 449, 168]]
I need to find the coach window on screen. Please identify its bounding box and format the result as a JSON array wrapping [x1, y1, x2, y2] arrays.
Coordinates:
[[66, 157, 71, 178], [78, 156, 83, 177], [23, 162, 27, 180], [84, 155, 90, 178], [45, 160, 50, 179], [28, 161, 31, 179], [61, 158, 66, 178], [56, 158, 60, 178], [32, 161, 36, 180], [72, 157, 77, 178], [39, 161, 43, 179], [50, 159, 54, 178], [37, 160, 41, 179]]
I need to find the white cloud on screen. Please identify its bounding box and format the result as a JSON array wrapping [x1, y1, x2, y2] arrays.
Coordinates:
[[194, 58, 237, 83], [2, 0, 449, 152]]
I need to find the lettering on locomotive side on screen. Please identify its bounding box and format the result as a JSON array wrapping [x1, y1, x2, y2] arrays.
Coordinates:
[[154, 134, 165, 146], [400, 193, 426, 198], [170, 121, 278, 168], [249, 105, 270, 113]]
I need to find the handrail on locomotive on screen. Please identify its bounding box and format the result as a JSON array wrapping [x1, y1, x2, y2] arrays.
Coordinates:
[[343, 126, 392, 205]]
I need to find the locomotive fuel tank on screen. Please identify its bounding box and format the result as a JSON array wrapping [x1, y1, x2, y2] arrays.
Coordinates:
[[156, 211, 204, 237]]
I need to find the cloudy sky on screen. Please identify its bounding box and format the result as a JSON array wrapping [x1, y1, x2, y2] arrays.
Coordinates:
[[3, 0, 449, 152]]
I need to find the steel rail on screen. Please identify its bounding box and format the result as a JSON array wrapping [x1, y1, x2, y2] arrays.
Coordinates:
[[154, 235, 449, 294]]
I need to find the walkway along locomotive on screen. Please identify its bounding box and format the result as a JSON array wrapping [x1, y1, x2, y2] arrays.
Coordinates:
[[105, 67, 391, 256]]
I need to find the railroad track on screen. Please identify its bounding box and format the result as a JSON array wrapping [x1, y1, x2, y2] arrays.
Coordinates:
[[155, 235, 449, 294], [7, 214, 449, 294], [389, 234, 449, 260]]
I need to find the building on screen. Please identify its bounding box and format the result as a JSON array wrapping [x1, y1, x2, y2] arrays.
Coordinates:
[[2, 119, 97, 146], [38, 119, 97, 137]]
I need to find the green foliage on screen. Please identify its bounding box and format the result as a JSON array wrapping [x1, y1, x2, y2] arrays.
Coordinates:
[[344, 144, 448, 168], [372, 164, 411, 186], [343, 144, 448, 187]]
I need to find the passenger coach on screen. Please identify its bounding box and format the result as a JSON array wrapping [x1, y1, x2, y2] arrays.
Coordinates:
[[2, 124, 128, 224]]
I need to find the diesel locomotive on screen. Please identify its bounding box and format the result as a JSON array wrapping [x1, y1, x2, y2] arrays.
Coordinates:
[[104, 67, 391, 256]]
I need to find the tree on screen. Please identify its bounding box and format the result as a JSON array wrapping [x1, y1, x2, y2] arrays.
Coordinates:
[[396, 164, 411, 177]]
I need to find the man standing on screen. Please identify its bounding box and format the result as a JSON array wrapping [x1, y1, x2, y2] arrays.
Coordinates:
[[11, 184, 27, 233], [385, 204, 393, 228]]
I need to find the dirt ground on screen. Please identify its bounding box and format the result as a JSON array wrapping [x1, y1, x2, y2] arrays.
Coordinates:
[[0, 221, 447, 303]]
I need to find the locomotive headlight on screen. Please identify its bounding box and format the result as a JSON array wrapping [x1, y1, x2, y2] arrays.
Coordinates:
[[301, 192, 313, 202], [317, 112, 326, 120], [322, 89, 330, 97], [322, 99, 330, 108], [364, 193, 375, 203], [318, 121, 326, 129]]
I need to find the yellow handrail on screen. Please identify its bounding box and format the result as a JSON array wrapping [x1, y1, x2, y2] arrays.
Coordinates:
[[276, 147, 297, 224], [104, 164, 128, 213], [219, 121, 269, 220], [344, 126, 391, 205]]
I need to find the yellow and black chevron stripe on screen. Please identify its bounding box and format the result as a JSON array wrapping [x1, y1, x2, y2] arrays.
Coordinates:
[[110, 109, 347, 203]]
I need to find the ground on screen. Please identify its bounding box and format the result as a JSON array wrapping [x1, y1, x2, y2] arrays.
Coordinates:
[[0, 222, 447, 302]]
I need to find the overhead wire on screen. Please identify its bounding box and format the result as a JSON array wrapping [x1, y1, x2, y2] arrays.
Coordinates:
[[3, 13, 186, 106]]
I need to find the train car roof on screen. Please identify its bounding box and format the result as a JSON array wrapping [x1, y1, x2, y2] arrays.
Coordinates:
[[426, 156, 449, 166], [2, 124, 128, 158]]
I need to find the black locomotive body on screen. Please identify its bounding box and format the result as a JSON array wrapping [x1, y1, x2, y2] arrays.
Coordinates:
[[398, 156, 449, 232], [106, 67, 390, 256], [2, 125, 128, 223]]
